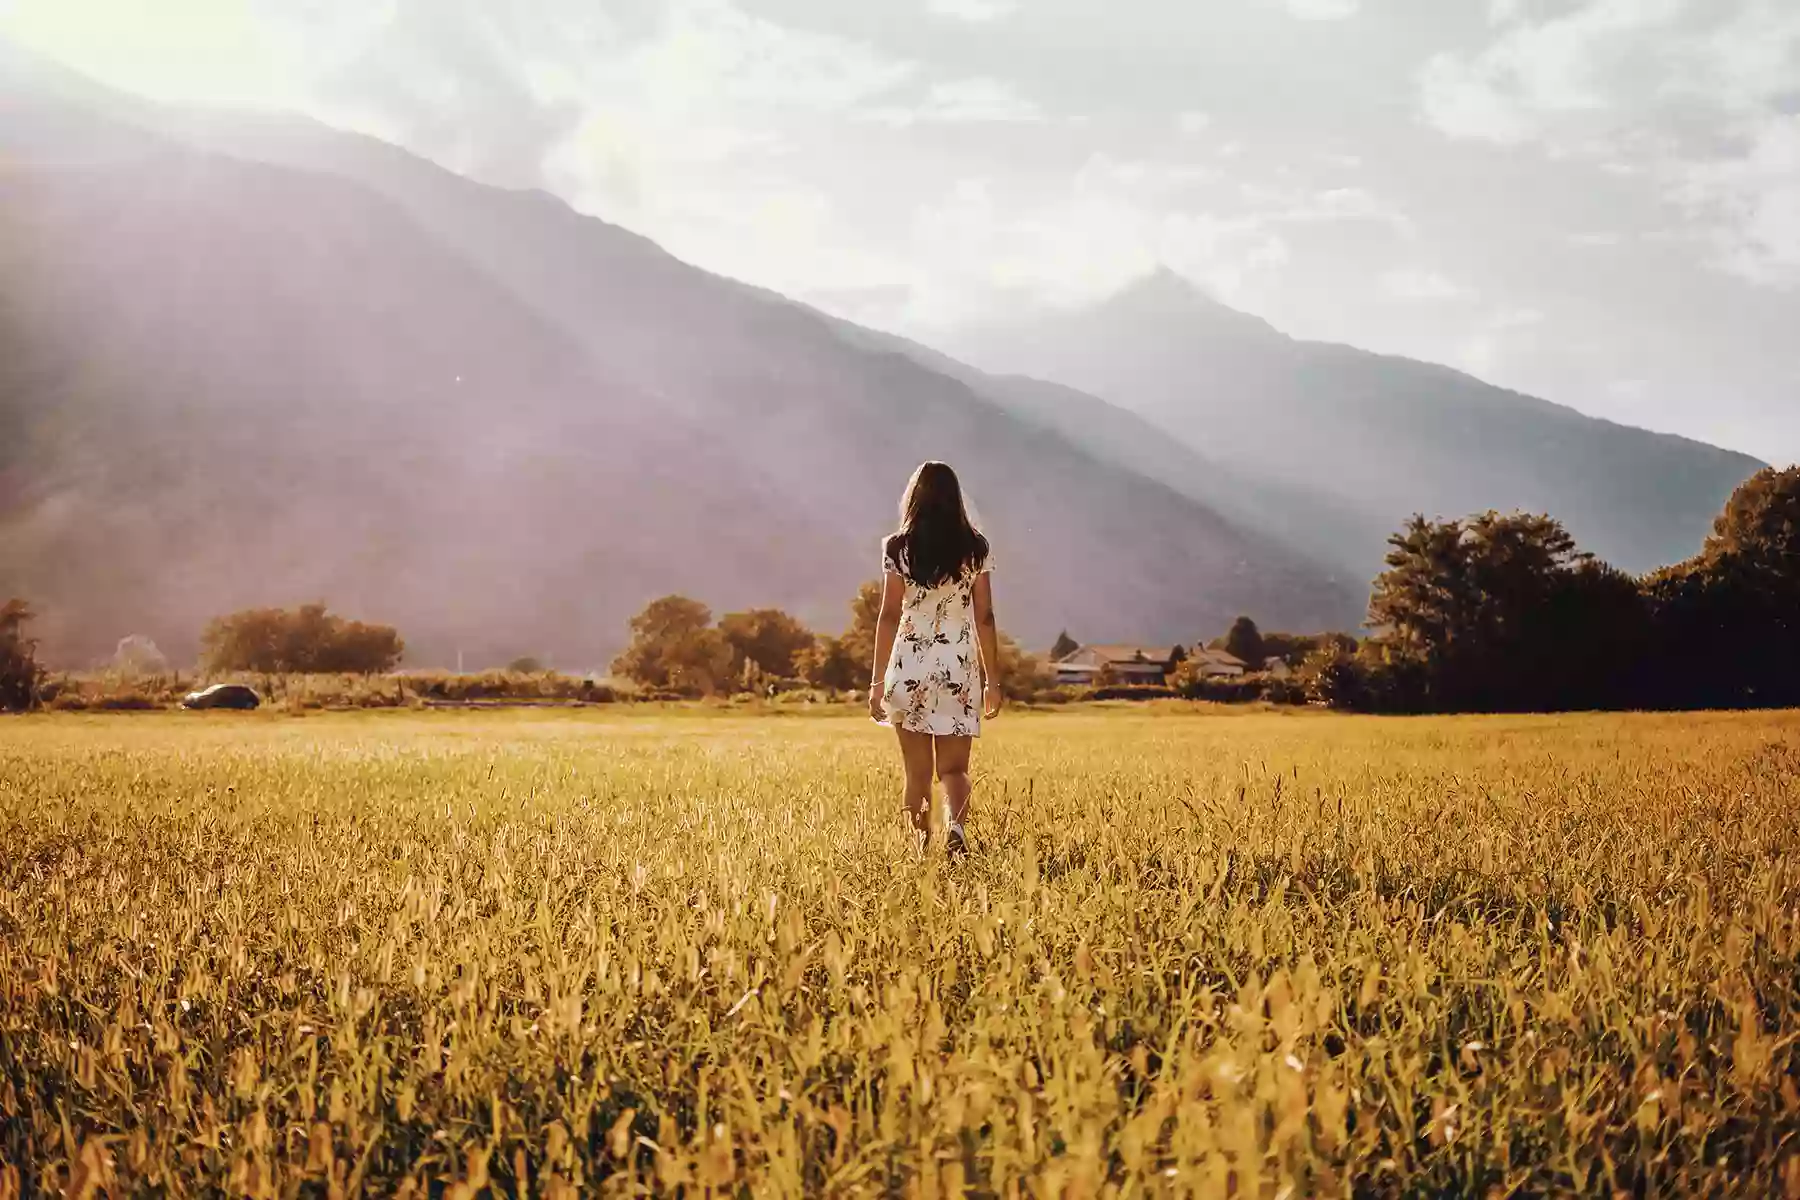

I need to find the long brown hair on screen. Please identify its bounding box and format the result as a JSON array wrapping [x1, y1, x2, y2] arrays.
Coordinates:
[[884, 461, 990, 588]]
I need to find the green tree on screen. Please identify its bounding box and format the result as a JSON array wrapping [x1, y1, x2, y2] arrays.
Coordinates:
[[1222, 616, 1265, 669], [1049, 631, 1079, 661], [1357, 511, 1645, 712], [718, 609, 815, 682], [1645, 467, 1800, 708], [796, 635, 860, 692], [507, 656, 546, 674], [1, 598, 45, 712], [200, 603, 404, 674], [611, 596, 733, 695], [839, 580, 884, 681], [995, 634, 1056, 702], [1367, 515, 1485, 662], [1698, 465, 1800, 571], [1260, 631, 1356, 668]]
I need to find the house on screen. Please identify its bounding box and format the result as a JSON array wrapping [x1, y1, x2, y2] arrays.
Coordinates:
[[1052, 644, 1186, 686], [1186, 646, 1248, 678]]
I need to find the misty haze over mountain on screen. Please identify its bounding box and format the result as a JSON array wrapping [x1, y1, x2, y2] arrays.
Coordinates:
[[0, 39, 1772, 671], [948, 268, 1764, 577], [1, 47, 1358, 668]]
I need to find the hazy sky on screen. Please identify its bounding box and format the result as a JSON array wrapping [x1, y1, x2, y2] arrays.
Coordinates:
[[4, 0, 1797, 463]]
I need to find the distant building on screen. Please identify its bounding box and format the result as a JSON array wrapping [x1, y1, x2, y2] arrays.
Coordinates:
[[1052, 644, 1186, 686], [1186, 646, 1249, 678]]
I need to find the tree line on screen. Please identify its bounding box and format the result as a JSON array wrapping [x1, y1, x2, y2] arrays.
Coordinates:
[[0, 583, 1052, 708], [1309, 466, 1800, 712], [609, 585, 1051, 699], [2, 467, 1793, 713], [0, 602, 407, 711]]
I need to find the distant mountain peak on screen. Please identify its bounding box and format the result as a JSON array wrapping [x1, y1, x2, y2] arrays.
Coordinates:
[[1111, 264, 1205, 304], [1141, 263, 1203, 293], [1093, 266, 1284, 340]]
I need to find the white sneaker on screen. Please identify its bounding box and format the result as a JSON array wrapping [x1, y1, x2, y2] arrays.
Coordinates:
[[945, 823, 967, 861]]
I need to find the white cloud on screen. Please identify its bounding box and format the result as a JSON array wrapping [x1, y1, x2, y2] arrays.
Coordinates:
[[1418, 55, 1536, 145], [1418, 0, 1684, 146], [1234, 183, 1415, 238], [611, 2, 917, 112], [0, 0, 315, 108], [534, 1, 924, 296], [920, 76, 1042, 122], [1284, 0, 1359, 19], [1418, 0, 1800, 290], [893, 155, 1425, 329], [1567, 231, 1626, 246], [903, 161, 1296, 324], [924, 0, 1017, 21], [534, 0, 917, 206], [1380, 268, 1472, 301], [862, 76, 1042, 125], [1177, 110, 1212, 136], [1486, 0, 1525, 25], [1673, 114, 1800, 286], [1458, 307, 1545, 377], [1421, 0, 1800, 144], [1678, 1, 1800, 116]]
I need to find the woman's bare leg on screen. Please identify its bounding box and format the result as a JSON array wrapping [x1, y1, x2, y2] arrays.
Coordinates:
[[895, 728, 936, 849], [935, 735, 973, 855]]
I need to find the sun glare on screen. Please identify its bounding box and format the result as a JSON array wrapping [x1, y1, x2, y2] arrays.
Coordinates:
[[0, 0, 301, 108]]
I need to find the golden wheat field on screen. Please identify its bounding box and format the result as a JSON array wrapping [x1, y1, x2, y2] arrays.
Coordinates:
[[3, 706, 1800, 1197]]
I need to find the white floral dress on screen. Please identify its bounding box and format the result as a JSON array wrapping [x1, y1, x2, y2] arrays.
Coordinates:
[[877, 544, 991, 737]]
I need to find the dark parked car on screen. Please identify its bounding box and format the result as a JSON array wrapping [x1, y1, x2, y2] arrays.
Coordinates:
[[180, 684, 261, 711]]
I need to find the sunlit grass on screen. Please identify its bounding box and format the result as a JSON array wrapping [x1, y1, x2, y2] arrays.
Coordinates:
[[3, 708, 1799, 1195]]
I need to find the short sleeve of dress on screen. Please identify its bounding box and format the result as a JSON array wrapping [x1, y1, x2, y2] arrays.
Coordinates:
[[977, 552, 994, 575], [881, 538, 901, 575]]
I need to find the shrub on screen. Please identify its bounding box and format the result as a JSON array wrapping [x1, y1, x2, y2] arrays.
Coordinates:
[[408, 671, 618, 705], [1299, 645, 1432, 713], [1178, 675, 1266, 704], [41, 672, 188, 712], [90, 693, 164, 712], [1089, 685, 1179, 701], [1263, 675, 1310, 706]]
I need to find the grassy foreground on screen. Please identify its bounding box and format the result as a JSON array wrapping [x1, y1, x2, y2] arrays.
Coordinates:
[[3, 707, 1799, 1196]]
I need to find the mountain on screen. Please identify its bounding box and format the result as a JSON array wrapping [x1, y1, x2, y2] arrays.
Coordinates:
[[820, 318, 1374, 583], [949, 268, 1766, 577], [0, 54, 1359, 668]]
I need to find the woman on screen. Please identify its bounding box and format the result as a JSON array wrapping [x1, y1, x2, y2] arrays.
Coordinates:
[[869, 461, 1003, 858]]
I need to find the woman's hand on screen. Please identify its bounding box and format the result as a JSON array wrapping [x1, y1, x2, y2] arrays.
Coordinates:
[[983, 682, 1004, 720], [868, 683, 886, 722]]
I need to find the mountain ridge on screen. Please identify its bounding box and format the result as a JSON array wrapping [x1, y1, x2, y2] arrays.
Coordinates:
[[949, 269, 1764, 576], [0, 55, 1360, 666]]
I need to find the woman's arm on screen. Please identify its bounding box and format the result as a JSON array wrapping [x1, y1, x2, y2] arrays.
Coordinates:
[[868, 571, 906, 718], [973, 572, 1003, 718]]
